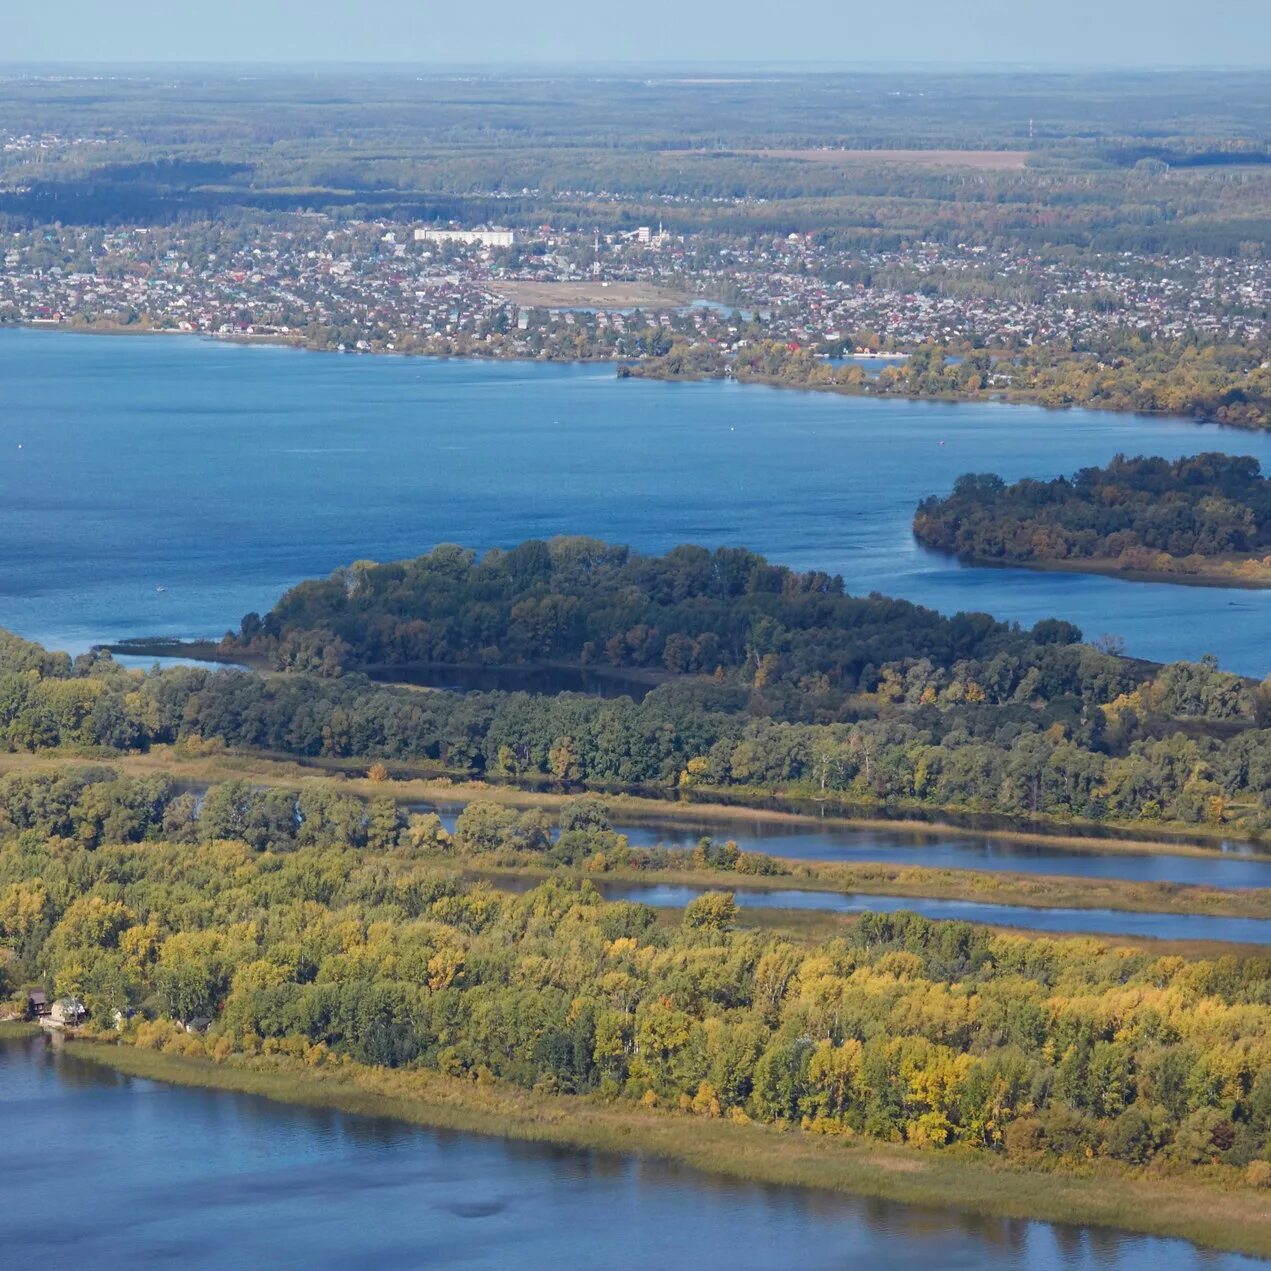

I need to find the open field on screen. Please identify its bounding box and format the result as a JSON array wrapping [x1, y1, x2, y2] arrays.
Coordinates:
[[702, 148, 1032, 170], [68, 1042, 1271, 1259], [492, 281, 692, 309]]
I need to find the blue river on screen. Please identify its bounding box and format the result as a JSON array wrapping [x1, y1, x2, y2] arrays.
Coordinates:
[[0, 1034, 1261, 1270], [2, 329, 1271, 674]]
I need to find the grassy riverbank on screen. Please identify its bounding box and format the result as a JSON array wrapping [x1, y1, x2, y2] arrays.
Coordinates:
[[67, 1041, 1271, 1259], [0, 745, 1259, 862], [228, 752, 1271, 855], [462, 856, 1271, 921], [730, 905, 1271, 958]]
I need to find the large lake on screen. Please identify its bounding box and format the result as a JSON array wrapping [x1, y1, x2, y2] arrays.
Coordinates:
[[0, 1034, 1260, 1270], [2, 329, 1271, 673]]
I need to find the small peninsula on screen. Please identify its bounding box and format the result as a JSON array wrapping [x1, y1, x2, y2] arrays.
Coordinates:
[[914, 453, 1271, 587]]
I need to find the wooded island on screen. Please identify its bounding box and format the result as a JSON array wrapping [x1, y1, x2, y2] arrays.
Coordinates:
[[914, 453, 1271, 585]]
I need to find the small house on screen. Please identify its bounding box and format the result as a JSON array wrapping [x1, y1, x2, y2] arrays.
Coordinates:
[[25, 988, 48, 1019], [49, 997, 86, 1027]]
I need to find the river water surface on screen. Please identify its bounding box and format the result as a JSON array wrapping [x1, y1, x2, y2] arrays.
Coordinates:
[[5, 332, 1271, 1265], [0, 1034, 1260, 1270], [587, 881, 1271, 945], [3, 329, 1271, 673], [421, 802, 1271, 890]]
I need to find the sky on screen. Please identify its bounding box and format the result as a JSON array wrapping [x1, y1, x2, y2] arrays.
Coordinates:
[[3, 0, 1269, 67]]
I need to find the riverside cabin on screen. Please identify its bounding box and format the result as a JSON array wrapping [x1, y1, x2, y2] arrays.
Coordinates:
[[24, 988, 48, 1019], [49, 997, 86, 1027]]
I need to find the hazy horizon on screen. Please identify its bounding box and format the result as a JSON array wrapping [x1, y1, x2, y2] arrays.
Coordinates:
[[5, 1, 1270, 69], [0, 60, 1266, 74]]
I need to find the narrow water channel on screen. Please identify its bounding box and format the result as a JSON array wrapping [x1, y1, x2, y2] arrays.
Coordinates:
[[419, 802, 1271, 890]]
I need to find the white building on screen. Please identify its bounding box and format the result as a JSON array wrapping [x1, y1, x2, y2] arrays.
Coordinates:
[[414, 227, 515, 248]]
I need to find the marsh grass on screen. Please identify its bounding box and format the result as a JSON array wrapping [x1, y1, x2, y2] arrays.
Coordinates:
[[727, 906, 1271, 958], [464, 857, 1271, 922]]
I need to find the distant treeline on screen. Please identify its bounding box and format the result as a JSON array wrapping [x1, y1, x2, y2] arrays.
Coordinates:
[[1098, 141, 1271, 169], [0, 182, 546, 232], [10, 166, 1271, 256], [914, 454, 1271, 579], [8, 69, 1271, 251]]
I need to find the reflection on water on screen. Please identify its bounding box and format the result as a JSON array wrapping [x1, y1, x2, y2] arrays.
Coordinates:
[[108, 652, 251, 673], [0, 1036, 1259, 1270]]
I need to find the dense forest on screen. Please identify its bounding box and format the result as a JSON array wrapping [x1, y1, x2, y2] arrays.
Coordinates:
[[0, 767, 788, 884], [5, 647, 1265, 829], [914, 453, 1271, 581], [4, 529, 1271, 834], [223, 537, 1095, 702], [3, 810, 1270, 1185]]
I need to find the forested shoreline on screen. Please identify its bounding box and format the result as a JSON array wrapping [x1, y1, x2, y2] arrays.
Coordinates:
[[625, 337, 1271, 432], [914, 453, 1271, 583], [13, 316, 1271, 437], [4, 805, 1270, 1210], [5, 532, 1271, 838], [3, 545, 1271, 1248]]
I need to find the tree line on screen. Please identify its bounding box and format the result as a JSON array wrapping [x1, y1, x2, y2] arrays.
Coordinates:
[[0, 767, 782, 882], [224, 538, 1079, 704], [3, 621, 1271, 832]]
